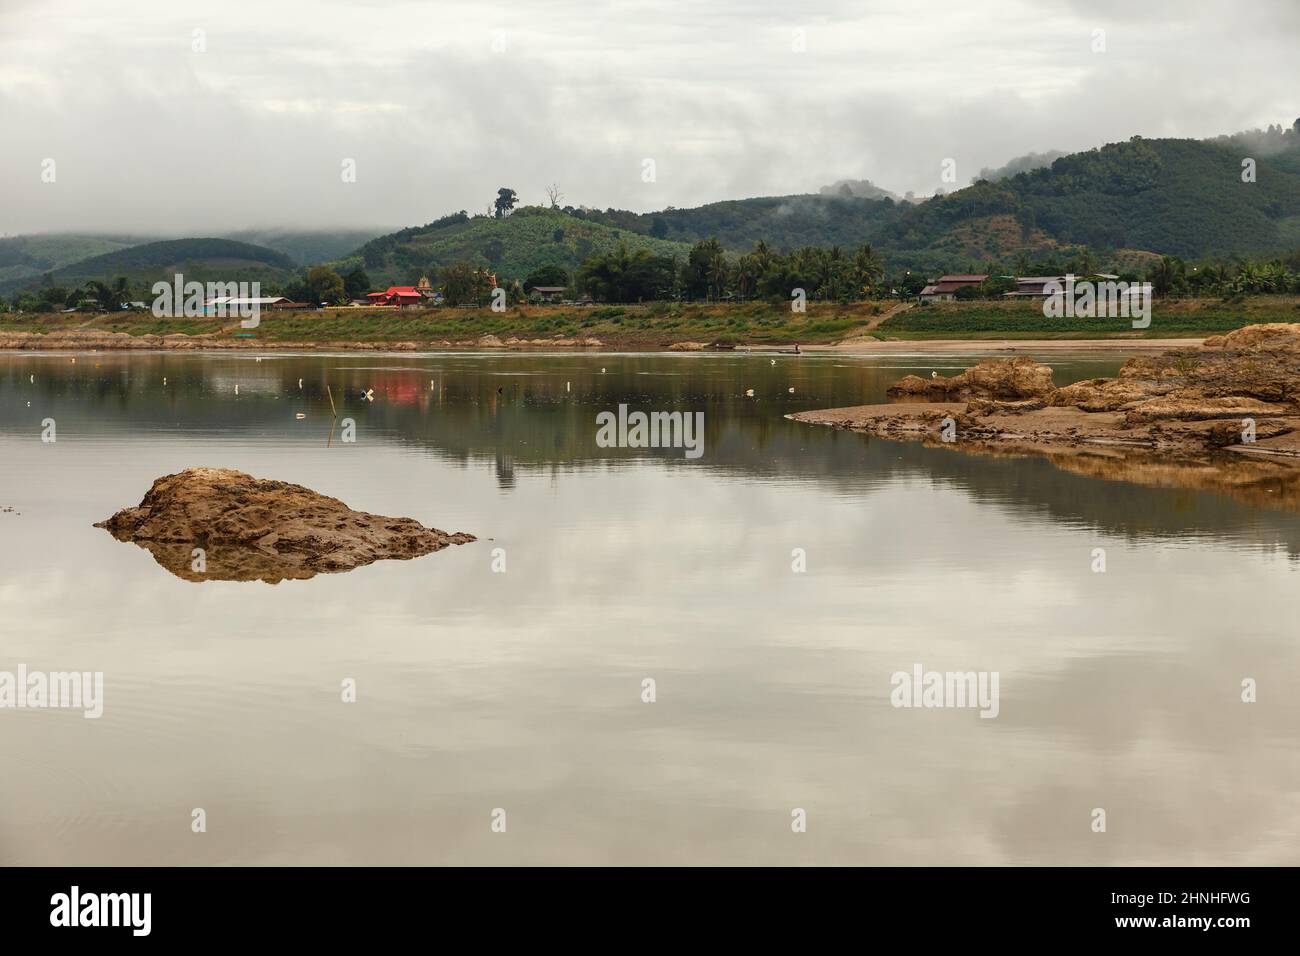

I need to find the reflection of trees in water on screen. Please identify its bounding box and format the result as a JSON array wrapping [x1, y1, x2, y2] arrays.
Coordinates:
[[494, 450, 515, 490], [8, 352, 1300, 553]]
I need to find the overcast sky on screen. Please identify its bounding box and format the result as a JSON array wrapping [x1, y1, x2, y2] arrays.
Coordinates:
[[2, 0, 1296, 236]]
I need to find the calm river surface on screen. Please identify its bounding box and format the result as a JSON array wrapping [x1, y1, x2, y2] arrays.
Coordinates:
[[1, 349, 1297, 865]]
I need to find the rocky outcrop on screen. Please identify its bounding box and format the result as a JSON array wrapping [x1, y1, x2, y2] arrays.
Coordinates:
[[964, 397, 1049, 416], [888, 357, 1055, 401], [1051, 377, 1161, 411], [1202, 323, 1300, 351], [0, 329, 216, 350], [794, 324, 1300, 487], [1119, 396, 1288, 427], [96, 468, 474, 583], [885, 324, 1300, 417]]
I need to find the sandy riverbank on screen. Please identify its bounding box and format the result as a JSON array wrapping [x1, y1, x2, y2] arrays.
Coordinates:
[[806, 337, 1203, 354], [0, 329, 608, 352], [0, 327, 1202, 354]]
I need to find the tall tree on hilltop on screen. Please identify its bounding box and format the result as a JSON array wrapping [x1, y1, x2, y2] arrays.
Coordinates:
[[494, 188, 518, 219]]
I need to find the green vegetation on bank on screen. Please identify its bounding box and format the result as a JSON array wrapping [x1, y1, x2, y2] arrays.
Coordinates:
[[6, 297, 1300, 348], [881, 296, 1300, 339], [1, 300, 889, 346]]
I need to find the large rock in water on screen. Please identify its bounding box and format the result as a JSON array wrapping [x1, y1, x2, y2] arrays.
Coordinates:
[[96, 468, 475, 583], [888, 357, 1056, 401], [1201, 322, 1300, 352]]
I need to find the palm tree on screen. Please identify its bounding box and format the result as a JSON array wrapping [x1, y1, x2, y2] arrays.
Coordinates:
[[1075, 247, 1098, 276], [852, 243, 885, 298], [707, 256, 730, 301], [1148, 256, 1182, 298], [110, 276, 130, 308], [734, 255, 759, 301], [1232, 261, 1261, 295], [1260, 261, 1287, 293]]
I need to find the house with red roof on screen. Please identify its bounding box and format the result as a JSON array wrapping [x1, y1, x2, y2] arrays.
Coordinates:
[[918, 274, 988, 302], [365, 285, 424, 307], [365, 276, 443, 308]]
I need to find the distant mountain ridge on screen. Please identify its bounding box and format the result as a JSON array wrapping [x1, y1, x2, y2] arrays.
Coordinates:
[[221, 229, 386, 266], [0, 238, 299, 295], [0, 234, 149, 285], [977, 150, 1068, 182], [0, 229, 386, 290], [564, 123, 1300, 271], [346, 123, 1295, 279], [818, 179, 908, 201], [6, 122, 1298, 295]]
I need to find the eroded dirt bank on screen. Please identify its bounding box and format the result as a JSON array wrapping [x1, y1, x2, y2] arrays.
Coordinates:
[[790, 324, 1300, 503], [96, 468, 475, 583]]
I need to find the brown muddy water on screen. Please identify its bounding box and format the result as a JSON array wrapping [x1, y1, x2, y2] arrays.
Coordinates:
[[1, 350, 1297, 865]]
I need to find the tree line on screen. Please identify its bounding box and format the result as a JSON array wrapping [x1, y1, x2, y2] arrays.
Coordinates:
[[570, 239, 888, 303], [5, 241, 1300, 314]]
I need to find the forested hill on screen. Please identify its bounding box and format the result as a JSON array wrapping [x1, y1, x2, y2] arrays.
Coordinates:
[[0, 234, 146, 285], [335, 124, 1300, 281], [879, 131, 1300, 263], [0, 230, 380, 292], [334, 207, 692, 287], [0, 238, 298, 294], [578, 124, 1300, 268]]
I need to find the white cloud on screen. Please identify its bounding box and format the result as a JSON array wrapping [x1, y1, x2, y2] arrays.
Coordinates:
[[1, 0, 1296, 234]]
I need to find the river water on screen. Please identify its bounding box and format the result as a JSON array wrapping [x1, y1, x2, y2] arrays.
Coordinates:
[[1, 349, 1297, 865]]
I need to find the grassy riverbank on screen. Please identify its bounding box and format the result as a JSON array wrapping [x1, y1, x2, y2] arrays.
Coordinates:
[[3, 296, 1299, 349], [881, 296, 1300, 339], [1, 301, 891, 348]]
